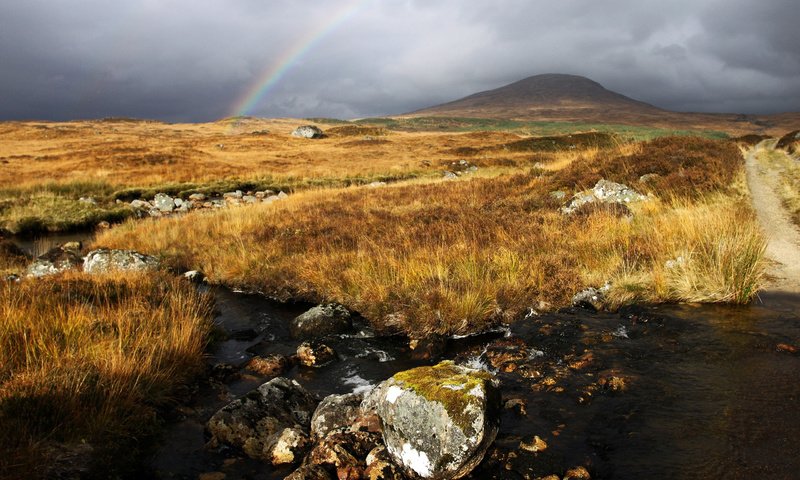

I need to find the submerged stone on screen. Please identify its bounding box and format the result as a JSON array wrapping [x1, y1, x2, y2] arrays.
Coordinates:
[[374, 361, 500, 479]]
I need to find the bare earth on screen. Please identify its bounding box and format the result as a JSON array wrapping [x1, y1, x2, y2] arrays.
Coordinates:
[[746, 143, 800, 293]]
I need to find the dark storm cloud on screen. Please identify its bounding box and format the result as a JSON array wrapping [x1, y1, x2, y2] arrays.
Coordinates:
[[1, 0, 798, 121]]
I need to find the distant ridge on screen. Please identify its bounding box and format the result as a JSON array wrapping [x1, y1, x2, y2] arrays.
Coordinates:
[[409, 73, 665, 121]]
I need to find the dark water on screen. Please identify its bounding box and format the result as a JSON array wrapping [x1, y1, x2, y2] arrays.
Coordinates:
[[148, 288, 800, 480], [11, 231, 95, 257]]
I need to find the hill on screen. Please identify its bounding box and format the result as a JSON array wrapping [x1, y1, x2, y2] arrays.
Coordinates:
[[408, 73, 800, 134]]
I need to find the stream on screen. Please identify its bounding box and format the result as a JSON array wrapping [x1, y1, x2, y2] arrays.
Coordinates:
[[149, 289, 800, 480], [11, 237, 800, 479]]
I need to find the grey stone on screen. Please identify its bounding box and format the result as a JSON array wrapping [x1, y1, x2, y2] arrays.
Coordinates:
[[291, 125, 324, 139], [153, 193, 174, 212], [25, 245, 83, 278], [311, 392, 365, 439], [443, 171, 458, 180], [83, 249, 159, 274], [374, 361, 500, 479], [571, 283, 611, 311], [206, 377, 318, 462], [78, 196, 97, 205], [290, 303, 353, 339], [188, 193, 207, 202], [561, 179, 647, 215], [129, 199, 151, 209]]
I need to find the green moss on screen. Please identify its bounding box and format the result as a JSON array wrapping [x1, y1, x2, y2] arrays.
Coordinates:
[[392, 361, 491, 433]]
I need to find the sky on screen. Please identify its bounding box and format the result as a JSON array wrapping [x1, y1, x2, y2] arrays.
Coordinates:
[[1, 0, 798, 122]]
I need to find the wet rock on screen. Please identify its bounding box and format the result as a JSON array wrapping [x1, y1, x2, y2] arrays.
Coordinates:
[[153, 193, 175, 212], [597, 371, 628, 392], [271, 427, 313, 465], [83, 249, 159, 274], [562, 179, 647, 215], [183, 270, 205, 283], [291, 125, 324, 139], [206, 377, 318, 463], [290, 303, 353, 339], [311, 392, 364, 439], [25, 244, 83, 278], [365, 445, 405, 480], [308, 431, 380, 477], [519, 436, 548, 453], [485, 337, 528, 372], [571, 284, 610, 311], [503, 398, 527, 416], [198, 472, 226, 480], [563, 466, 591, 479], [567, 352, 593, 371], [244, 354, 292, 378], [297, 342, 336, 367], [777, 343, 798, 354], [408, 335, 447, 361], [374, 361, 501, 479], [285, 464, 334, 480]]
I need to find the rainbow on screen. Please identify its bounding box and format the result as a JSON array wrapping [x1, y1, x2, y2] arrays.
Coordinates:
[[228, 0, 371, 119]]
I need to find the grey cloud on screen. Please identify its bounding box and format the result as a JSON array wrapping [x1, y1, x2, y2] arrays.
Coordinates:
[[0, 0, 798, 121]]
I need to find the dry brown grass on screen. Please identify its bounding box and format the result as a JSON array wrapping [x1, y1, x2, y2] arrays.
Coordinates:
[[0, 271, 213, 479], [94, 137, 765, 337]]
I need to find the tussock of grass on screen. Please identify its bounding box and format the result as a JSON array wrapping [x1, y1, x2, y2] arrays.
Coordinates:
[[95, 139, 765, 337], [0, 271, 213, 478]]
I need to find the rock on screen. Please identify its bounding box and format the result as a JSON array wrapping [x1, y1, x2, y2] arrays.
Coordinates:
[[25, 244, 83, 278], [291, 125, 324, 139], [198, 473, 226, 480], [271, 427, 313, 465], [504, 398, 527, 416], [188, 193, 207, 202], [95, 220, 111, 230], [285, 464, 334, 480], [206, 377, 318, 463], [244, 354, 292, 378], [638, 173, 661, 184], [297, 341, 336, 367], [290, 303, 353, 339], [223, 190, 244, 200], [173, 198, 184, 208], [365, 445, 405, 480], [485, 337, 528, 372], [366, 181, 387, 188], [563, 466, 591, 479], [129, 199, 151, 209], [777, 343, 799, 354], [408, 335, 447, 361], [242, 195, 257, 204], [311, 392, 364, 439], [374, 361, 500, 479], [308, 431, 380, 477], [571, 283, 610, 311], [550, 190, 567, 200], [561, 179, 647, 215], [278, 191, 289, 200], [78, 196, 97, 205], [443, 171, 458, 180], [153, 193, 175, 212], [83, 249, 159, 274], [519, 436, 548, 453], [183, 270, 205, 283]]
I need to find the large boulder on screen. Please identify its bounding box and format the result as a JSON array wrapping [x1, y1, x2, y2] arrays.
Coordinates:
[[153, 193, 175, 212], [290, 303, 353, 339], [83, 249, 159, 274], [561, 179, 647, 215], [206, 377, 318, 464], [374, 361, 500, 479], [291, 125, 324, 139]]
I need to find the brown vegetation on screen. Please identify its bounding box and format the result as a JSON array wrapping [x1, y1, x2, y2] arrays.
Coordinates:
[[0, 271, 213, 479], [94, 137, 764, 337]]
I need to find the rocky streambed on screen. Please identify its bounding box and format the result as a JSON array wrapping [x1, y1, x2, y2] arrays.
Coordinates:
[[147, 287, 800, 480]]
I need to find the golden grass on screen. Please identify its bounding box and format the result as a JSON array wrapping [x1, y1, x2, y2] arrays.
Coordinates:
[[0, 271, 213, 479], [94, 138, 766, 337]]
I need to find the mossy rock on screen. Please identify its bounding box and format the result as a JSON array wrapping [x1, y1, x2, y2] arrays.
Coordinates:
[[374, 361, 500, 479]]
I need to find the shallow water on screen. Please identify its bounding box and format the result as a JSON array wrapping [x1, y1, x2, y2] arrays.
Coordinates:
[[147, 288, 800, 479]]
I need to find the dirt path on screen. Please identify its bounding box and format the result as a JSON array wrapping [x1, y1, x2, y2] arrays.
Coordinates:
[[745, 142, 800, 293]]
